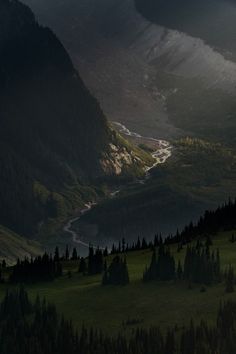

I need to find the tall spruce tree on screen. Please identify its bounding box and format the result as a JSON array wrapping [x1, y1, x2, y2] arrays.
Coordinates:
[[102, 256, 129, 286], [225, 265, 235, 293]]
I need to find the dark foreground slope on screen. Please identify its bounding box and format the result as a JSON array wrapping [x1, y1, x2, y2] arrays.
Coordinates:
[[1, 285, 236, 353], [0, 0, 145, 241]]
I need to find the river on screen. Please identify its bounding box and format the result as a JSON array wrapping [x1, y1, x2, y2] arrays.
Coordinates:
[[63, 123, 172, 250]]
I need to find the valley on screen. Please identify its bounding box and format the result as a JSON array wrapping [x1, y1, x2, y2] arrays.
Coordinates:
[[1, 0, 236, 352], [63, 123, 172, 254], [23, 0, 236, 142], [20, 0, 236, 251]]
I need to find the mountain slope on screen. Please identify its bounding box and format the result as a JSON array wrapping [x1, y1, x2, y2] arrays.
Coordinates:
[[23, 0, 236, 142], [0, 0, 146, 239], [21, 0, 236, 242], [135, 0, 236, 59], [0, 225, 42, 264]]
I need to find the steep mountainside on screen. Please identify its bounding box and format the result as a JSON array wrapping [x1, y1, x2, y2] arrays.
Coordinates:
[[136, 0, 236, 59], [22, 0, 236, 242], [0, 0, 145, 239], [23, 0, 236, 142]]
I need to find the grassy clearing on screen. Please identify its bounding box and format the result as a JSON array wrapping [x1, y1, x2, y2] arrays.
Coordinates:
[[1, 230, 236, 334]]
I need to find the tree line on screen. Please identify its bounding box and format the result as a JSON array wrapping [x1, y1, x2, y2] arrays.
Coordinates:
[[168, 199, 236, 245], [143, 240, 224, 287], [111, 199, 236, 256], [10, 253, 62, 283]]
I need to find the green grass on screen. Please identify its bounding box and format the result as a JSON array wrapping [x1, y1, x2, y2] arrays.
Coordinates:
[[1, 230, 236, 334]]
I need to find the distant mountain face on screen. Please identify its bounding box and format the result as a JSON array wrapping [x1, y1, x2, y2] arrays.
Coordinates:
[[0, 0, 143, 237], [23, 0, 236, 145], [135, 0, 236, 59]]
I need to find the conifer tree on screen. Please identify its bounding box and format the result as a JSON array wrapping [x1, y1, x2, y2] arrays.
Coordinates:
[[143, 246, 175, 282], [54, 246, 60, 262], [102, 256, 129, 286], [78, 257, 87, 274], [177, 261, 183, 280], [65, 245, 70, 260], [71, 247, 78, 260], [225, 265, 235, 293]]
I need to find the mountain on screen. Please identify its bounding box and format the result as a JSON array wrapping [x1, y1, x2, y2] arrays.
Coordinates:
[[0, 0, 147, 241], [22, 0, 236, 242], [23, 0, 236, 144], [135, 0, 236, 59], [133, 0, 236, 144]]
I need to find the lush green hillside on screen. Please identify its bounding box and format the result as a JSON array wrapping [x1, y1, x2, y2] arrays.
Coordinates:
[[0, 225, 42, 264], [0, 0, 149, 243], [1, 229, 236, 334]]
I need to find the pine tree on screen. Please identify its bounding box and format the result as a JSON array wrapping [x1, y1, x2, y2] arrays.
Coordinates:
[[164, 330, 175, 354], [71, 247, 78, 260], [78, 258, 87, 274], [103, 247, 108, 257], [102, 261, 108, 285], [54, 246, 60, 262], [65, 245, 70, 261], [143, 247, 175, 282], [177, 261, 183, 280], [225, 265, 235, 293], [122, 238, 126, 253], [102, 256, 129, 286]]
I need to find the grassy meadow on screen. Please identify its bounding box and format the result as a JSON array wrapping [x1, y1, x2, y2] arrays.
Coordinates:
[[1, 230, 236, 334]]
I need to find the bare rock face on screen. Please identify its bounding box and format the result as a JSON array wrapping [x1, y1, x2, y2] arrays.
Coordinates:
[[24, 0, 236, 140], [100, 143, 142, 175]]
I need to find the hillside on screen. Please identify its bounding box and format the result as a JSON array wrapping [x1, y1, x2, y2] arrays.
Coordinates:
[[20, 0, 236, 239], [74, 138, 236, 243], [0, 0, 147, 242], [0, 229, 236, 334], [0, 198, 236, 353], [23, 0, 236, 143], [135, 0, 236, 59], [0, 225, 42, 264]]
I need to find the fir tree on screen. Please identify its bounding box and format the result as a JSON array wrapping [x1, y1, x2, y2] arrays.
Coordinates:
[[65, 245, 70, 261], [225, 265, 235, 293], [78, 258, 87, 274], [177, 261, 183, 280], [102, 256, 129, 286], [143, 246, 175, 282], [54, 246, 60, 262], [71, 247, 78, 260]]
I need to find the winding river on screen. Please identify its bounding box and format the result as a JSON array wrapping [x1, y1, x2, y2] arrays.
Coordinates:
[[63, 123, 172, 250]]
